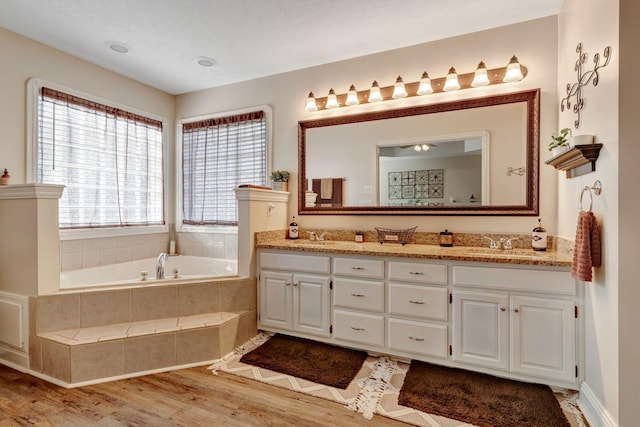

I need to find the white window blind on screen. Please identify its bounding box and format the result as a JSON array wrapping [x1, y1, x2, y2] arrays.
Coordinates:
[[37, 87, 165, 229], [182, 110, 266, 226]]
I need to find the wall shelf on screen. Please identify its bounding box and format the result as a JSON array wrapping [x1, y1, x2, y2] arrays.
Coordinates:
[[545, 143, 603, 177]]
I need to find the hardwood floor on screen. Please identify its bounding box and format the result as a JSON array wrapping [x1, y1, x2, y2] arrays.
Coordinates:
[[0, 365, 407, 426]]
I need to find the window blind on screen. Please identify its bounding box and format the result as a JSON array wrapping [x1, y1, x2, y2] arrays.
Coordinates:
[[182, 110, 266, 225], [37, 87, 165, 229]]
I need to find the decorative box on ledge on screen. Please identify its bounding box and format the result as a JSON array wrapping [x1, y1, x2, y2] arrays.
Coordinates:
[[545, 143, 603, 177]]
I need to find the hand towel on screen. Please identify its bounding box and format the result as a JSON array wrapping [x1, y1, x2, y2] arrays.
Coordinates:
[[571, 211, 601, 282], [320, 178, 333, 199]]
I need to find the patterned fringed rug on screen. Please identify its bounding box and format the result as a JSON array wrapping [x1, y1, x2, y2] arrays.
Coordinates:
[[209, 334, 588, 427]]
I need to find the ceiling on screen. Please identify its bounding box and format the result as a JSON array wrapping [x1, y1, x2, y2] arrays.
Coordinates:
[[0, 0, 564, 95]]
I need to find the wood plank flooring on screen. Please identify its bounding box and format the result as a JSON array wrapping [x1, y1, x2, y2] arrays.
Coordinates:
[[0, 365, 407, 426]]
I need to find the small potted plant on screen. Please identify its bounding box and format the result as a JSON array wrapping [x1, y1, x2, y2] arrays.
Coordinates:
[[270, 170, 290, 191], [549, 128, 571, 156]]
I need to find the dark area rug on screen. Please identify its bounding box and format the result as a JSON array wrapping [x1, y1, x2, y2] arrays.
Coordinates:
[[239, 334, 368, 389], [398, 360, 571, 427]]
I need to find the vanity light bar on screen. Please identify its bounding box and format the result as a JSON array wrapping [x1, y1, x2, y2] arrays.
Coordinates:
[[305, 56, 527, 112]]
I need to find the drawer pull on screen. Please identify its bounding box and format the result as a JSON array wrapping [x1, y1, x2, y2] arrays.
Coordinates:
[[409, 300, 425, 305], [350, 326, 365, 331], [409, 336, 425, 342], [409, 271, 425, 275], [350, 293, 365, 297], [351, 266, 365, 270]]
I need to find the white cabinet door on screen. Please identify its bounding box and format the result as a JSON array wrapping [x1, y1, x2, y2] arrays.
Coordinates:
[[294, 273, 331, 337], [453, 290, 509, 371], [511, 295, 576, 382], [259, 271, 293, 330]]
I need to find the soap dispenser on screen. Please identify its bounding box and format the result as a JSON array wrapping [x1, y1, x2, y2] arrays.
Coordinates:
[[288, 216, 299, 240], [531, 218, 547, 251]]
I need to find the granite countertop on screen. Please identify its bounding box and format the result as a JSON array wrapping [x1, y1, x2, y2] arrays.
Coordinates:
[[256, 238, 573, 267]]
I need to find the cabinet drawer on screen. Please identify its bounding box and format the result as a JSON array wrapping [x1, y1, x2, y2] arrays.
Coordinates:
[[452, 266, 575, 295], [333, 310, 384, 347], [388, 283, 448, 321], [333, 257, 385, 279], [388, 261, 447, 284], [387, 318, 448, 358], [333, 278, 384, 312], [260, 252, 330, 274]]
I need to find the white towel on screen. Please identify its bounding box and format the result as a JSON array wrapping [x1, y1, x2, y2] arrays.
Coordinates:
[[321, 178, 333, 199]]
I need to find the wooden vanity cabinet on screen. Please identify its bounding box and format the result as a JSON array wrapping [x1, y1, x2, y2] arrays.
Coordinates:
[[258, 252, 331, 337], [257, 249, 581, 388], [452, 266, 579, 383]]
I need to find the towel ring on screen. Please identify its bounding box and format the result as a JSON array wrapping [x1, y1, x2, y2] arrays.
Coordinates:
[[580, 180, 602, 212]]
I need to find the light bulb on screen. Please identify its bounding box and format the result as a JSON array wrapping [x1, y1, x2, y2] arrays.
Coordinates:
[[503, 55, 524, 82], [304, 92, 318, 112], [368, 81, 383, 102], [345, 84, 359, 106], [392, 76, 407, 99], [325, 88, 339, 109], [443, 67, 460, 91], [414, 145, 422, 152], [471, 61, 490, 87], [422, 144, 430, 151], [417, 71, 433, 95]]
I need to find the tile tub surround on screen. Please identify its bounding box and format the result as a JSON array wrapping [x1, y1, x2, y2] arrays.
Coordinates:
[[256, 230, 572, 267], [28, 277, 257, 386]]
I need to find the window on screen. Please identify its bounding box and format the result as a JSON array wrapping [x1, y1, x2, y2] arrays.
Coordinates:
[[181, 109, 267, 226], [36, 86, 165, 229]]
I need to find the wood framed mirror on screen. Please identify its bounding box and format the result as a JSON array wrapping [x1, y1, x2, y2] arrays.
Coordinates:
[[298, 89, 539, 215]]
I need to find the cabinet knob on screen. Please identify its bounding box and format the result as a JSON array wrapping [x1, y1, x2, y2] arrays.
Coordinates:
[[409, 336, 425, 342], [350, 293, 365, 297], [286, 282, 291, 286], [513, 308, 520, 313], [293, 282, 299, 287], [350, 326, 365, 331], [500, 306, 506, 312], [409, 300, 425, 305]]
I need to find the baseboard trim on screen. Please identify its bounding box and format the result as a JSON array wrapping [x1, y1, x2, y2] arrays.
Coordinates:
[[579, 381, 618, 427]]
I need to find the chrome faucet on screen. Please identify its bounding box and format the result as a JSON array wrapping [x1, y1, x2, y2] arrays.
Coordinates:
[[483, 237, 517, 250], [308, 231, 326, 241], [156, 252, 168, 279]]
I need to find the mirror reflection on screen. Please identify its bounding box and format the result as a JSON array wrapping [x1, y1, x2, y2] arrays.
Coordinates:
[[299, 89, 540, 215]]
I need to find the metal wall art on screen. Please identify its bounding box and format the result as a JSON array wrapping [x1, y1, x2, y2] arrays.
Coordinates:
[[560, 43, 612, 129]]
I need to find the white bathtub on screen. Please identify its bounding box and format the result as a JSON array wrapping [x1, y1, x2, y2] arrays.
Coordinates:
[[60, 256, 238, 290]]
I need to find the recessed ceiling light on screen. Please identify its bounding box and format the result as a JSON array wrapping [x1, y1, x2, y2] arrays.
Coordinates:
[[194, 56, 217, 67], [105, 41, 130, 54]]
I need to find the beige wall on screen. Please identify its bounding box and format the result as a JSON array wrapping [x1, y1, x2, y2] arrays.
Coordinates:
[[176, 17, 559, 236], [0, 26, 175, 213], [618, 0, 640, 425], [559, 0, 624, 424]]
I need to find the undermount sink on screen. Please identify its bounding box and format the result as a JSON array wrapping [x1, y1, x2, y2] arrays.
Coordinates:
[[289, 240, 337, 248], [459, 247, 543, 258]]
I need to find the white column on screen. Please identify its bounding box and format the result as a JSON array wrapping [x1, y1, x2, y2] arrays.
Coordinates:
[[0, 184, 64, 296], [235, 188, 290, 278]]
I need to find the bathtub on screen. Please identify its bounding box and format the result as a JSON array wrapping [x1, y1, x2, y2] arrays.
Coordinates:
[[60, 256, 238, 290]]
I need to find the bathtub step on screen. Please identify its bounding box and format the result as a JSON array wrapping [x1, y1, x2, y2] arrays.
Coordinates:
[[38, 312, 238, 345], [34, 310, 256, 386]]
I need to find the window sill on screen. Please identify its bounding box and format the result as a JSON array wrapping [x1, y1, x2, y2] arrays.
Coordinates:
[[177, 224, 238, 234], [60, 225, 169, 241]]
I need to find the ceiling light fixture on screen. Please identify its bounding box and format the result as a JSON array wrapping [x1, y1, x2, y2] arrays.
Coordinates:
[[305, 56, 527, 112], [105, 41, 130, 54], [194, 56, 217, 67]]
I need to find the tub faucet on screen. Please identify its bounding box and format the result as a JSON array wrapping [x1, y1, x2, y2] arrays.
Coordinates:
[[156, 252, 168, 279]]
